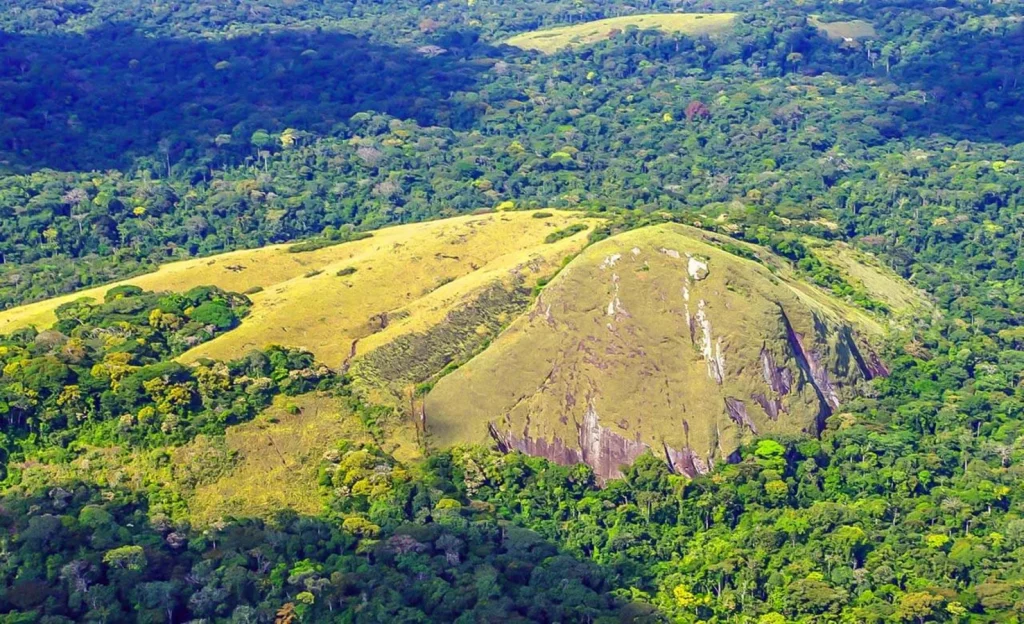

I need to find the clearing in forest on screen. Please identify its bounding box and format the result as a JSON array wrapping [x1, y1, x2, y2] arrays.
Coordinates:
[[506, 13, 738, 53], [12, 391, 420, 524], [809, 241, 931, 318], [809, 15, 877, 40]]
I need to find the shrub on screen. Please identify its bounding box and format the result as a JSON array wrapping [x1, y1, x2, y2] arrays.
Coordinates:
[[189, 301, 236, 329], [545, 223, 588, 244]]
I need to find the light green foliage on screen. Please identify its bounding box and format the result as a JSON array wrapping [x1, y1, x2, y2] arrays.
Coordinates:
[[103, 545, 147, 571]]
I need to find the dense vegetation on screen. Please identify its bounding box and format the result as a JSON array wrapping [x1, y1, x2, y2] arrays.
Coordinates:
[[0, 285, 330, 482], [0, 0, 1021, 316], [0, 0, 1023, 621]]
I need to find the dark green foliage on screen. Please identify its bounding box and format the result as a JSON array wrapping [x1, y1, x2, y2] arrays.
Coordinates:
[[188, 301, 236, 329], [717, 241, 760, 263], [0, 287, 329, 480], [288, 231, 372, 254], [0, 480, 633, 623], [544, 223, 589, 244]]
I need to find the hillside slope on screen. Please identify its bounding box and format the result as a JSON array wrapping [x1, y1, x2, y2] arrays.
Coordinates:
[[425, 224, 898, 480], [0, 211, 597, 374]]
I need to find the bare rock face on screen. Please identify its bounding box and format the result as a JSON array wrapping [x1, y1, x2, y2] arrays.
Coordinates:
[[425, 224, 888, 481]]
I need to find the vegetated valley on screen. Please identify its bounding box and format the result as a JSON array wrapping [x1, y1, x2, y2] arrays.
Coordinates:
[[0, 0, 1022, 622]]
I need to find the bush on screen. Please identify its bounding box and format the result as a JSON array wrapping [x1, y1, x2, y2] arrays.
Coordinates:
[[105, 285, 145, 302], [288, 232, 372, 253], [189, 301, 236, 329], [545, 223, 588, 244]]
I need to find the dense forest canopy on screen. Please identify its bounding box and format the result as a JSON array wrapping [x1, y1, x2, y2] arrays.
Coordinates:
[[0, 0, 1020, 317], [0, 0, 1022, 622]]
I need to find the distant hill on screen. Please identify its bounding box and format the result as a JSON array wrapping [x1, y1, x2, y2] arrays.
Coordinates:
[[506, 13, 738, 53]]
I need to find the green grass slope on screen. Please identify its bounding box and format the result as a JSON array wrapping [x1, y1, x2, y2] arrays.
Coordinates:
[[506, 13, 738, 53], [425, 224, 892, 480]]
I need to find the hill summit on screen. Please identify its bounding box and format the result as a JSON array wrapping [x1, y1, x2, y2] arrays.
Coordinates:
[[425, 224, 889, 480]]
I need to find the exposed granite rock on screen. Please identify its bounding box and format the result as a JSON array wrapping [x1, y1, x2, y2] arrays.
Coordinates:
[[663, 442, 712, 478], [760, 346, 794, 395], [779, 306, 841, 410], [725, 397, 757, 434], [866, 350, 890, 378], [489, 400, 648, 481], [752, 392, 786, 421]]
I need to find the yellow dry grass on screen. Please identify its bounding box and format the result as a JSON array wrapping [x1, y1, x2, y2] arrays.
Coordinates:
[[506, 13, 738, 53], [182, 211, 597, 367], [0, 211, 599, 368], [12, 391, 419, 525]]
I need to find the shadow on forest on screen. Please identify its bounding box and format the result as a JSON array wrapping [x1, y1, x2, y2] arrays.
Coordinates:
[[2, 14, 1021, 174], [0, 24, 491, 172], [0, 482, 661, 622], [892, 21, 1024, 145], [813, 6, 1024, 145]]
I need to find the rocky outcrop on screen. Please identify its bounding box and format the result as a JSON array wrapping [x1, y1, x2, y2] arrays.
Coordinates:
[[725, 397, 756, 434], [760, 346, 794, 395], [489, 399, 649, 480], [663, 441, 713, 478], [426, 224, 892, 482], [752, 392, 786, 421], [779, 306, 840, 412]]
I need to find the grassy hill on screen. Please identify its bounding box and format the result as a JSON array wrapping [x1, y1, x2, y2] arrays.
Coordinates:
[[184, 392, 421, 524], [6, 213, 928, 518], [13, 392, 406, 524], [809, 240, 931, 319], [6, 210, 598, 522], [506, 13, 738, 53], [425, 224, 916, 480], [0, 210, 598, 372]]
